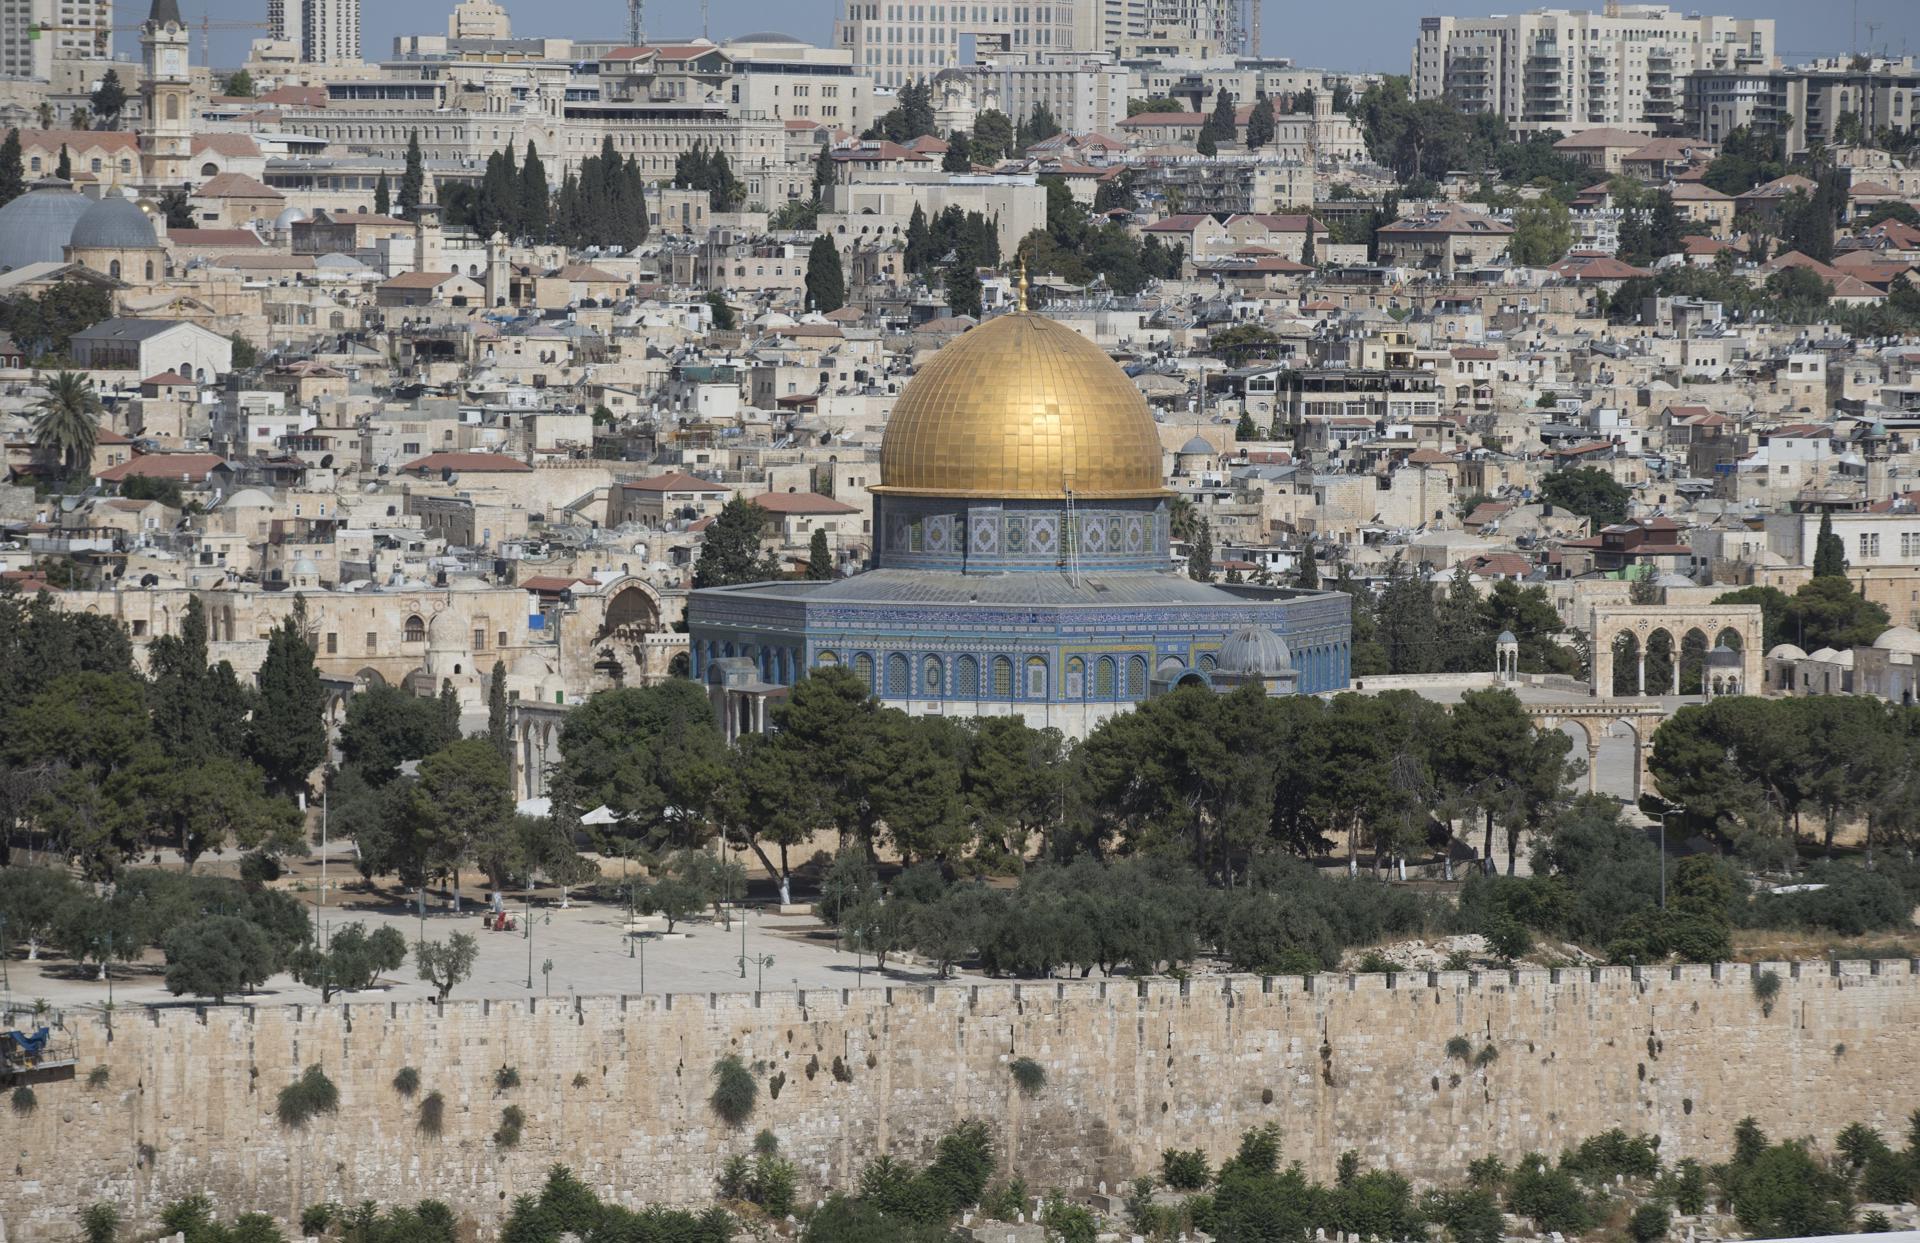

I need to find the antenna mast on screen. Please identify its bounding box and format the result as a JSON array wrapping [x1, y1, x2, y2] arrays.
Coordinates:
[[626, 0, 644, 45]]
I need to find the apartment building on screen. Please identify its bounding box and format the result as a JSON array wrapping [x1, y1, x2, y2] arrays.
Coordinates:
[[1684, 58, 1919, 155], [301, 0, 359, 64], [0, 0, 110, 80], [834, 0, 1081, 90], [1413, 3, 1772, 135]]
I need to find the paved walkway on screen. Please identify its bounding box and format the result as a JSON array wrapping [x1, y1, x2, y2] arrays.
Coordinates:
[[2, 882, 957, 1017]]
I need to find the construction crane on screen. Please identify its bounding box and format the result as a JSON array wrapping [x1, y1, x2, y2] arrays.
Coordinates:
[[197, 15, 271, 64]]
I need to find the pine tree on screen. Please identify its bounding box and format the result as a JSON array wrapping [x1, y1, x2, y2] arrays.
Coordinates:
[[1188, 517, 1215, 582], [1813, 509, 1847, 578], [1301, 224, 1317, 267], [1197, 129, 1217, 157], [521, 141, 549, 242], [55, 144, 70, 180], [806, 235, 846, 312], [486, 660, 510, 763], [944, 260, 981, 318], [1236, 412, 1257, 439], [399, 131, 425, 220], [373, 172, 391, 216], [807, 529, 832, 580], [0, 129, 23, 209], [941, 133, 970, 172]]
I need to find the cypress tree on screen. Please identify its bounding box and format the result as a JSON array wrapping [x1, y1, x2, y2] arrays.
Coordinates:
[[1246, 93, 1276, 150], [486, 660, 510, 763], [1207, 89, 1238, 146], [56, 143, 70, 180], [520, 141, 549, 243], [905, 202, 930, 273], [806, 235, 845, 312], [373, 172, 391, 216], [807, 529, 832, 580], [398, 131, 425, 219], [249, 614, 327, 798], [812, 142, 835, 202], [1813, 509, 1847, 578], [1188, 517, 1215, 582], [0, 128, 23, 208]]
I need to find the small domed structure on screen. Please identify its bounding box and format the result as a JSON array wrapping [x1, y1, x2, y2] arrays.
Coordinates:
[[1766, 642, 1807, 662], [274, 205, 309, 230], [1210, 625, 1298, 697], [1872, 625, 1920, 654], [0, 181, 91, 272], [1217, 625, 1292, 676]]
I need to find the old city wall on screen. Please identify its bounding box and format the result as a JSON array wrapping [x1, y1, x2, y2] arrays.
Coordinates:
[[9, 962, 1920, 1239]]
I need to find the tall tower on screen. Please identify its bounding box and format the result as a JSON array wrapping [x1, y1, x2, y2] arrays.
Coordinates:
[[140, 0, 192, 187]]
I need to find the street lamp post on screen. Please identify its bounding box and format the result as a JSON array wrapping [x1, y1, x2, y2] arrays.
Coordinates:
[[738, 952, 774, 992]]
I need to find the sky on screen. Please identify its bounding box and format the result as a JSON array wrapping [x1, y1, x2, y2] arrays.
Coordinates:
[[183, 0, 1920, 76]]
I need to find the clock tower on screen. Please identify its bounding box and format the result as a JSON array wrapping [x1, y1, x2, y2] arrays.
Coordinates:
[[140, 0, 192, 186]]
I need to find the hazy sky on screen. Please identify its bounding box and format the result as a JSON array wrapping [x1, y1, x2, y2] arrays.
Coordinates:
[[183, 0, 1920, 74]]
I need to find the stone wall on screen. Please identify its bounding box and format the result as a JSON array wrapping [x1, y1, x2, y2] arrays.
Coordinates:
[[10, 962, 1920, 1240]]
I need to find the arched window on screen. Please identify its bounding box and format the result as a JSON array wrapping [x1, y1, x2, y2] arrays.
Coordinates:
[[991, 655, 1013, 698], [816, 649, 839, 668], [1025, 656, 1047, 699], [886, 652, 908, 695], [955, 654, 979, 697], [108, 260, 120, 278], [1198, 653, 1218, 672], [921, 655, 942, 695], [1095, 656, 1117, 698], [1127, 655, 1148, 697], [1066, 656, 1085, 698], [165, 95, 179, 120], [852, 652, 874, 689], [144, 260, 154, 281], [404, 614, 425, 643]]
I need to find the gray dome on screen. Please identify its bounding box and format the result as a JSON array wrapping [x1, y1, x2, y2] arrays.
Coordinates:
[[730, 30, 803, 42], [1216, 625, 1292, 676], [1496, 630, 1518, 645], [70, 195, 159, 250], [1179, 435, 1213, 454], [1706, 643, 1741, 667], [0, 183, 90, 271], [274, 205, 309, 228]]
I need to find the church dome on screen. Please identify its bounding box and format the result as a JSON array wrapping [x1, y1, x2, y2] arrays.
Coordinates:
[[1216, 625, 1292, 676], [70, 195, 159, 250], [874, 310, 1166, 500], [0, 182, 91, 271]]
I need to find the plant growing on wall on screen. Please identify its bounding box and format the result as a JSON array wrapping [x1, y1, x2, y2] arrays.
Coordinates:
[[494, 1105, 525, 1147], [1010, 1057, 1047, 1097], [1445, 1036, 1473, 1060], [710, 1055, 757, 1127], [275, 1065, 339, 1128], [418, 1090, 446, 1137], [79, 1203, 119, 1243], [494, 1065, 520, 1093], [392, 1067, 420, 1097], [1753, 969, 1782, 1017]]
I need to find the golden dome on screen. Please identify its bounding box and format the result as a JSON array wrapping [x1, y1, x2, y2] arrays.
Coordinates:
[[875, 310, 1166, 500]]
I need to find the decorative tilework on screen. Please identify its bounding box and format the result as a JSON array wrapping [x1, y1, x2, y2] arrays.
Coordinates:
[[970, 514, 997, 554]]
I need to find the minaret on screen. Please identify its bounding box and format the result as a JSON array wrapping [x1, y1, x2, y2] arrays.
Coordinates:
[[140, 0, 192, 187]]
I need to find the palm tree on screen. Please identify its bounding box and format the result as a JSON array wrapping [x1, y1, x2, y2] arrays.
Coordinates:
[[32, 371, 102, 481], [1168, 494, 1197, 544], [34, 102, 52, 130]]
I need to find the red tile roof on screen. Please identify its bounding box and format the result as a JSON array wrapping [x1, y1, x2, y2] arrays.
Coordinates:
[[621, 471, 729, 493], [399, 452, 533, 473], [750, 490, 857, 515], [97, 453, 228, 483]]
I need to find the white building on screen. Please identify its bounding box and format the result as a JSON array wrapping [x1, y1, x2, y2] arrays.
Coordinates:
[[726, 33, 875, 132], [834, 0, 1083, 90], [0, 0, 111, 80], [301, 0, 359, 64], [1412, 3, 1772, 135]]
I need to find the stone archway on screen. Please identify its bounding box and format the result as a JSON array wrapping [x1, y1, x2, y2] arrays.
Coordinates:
[[1588, 603, 1763, 699], [1524, 703, 1665, 798]]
